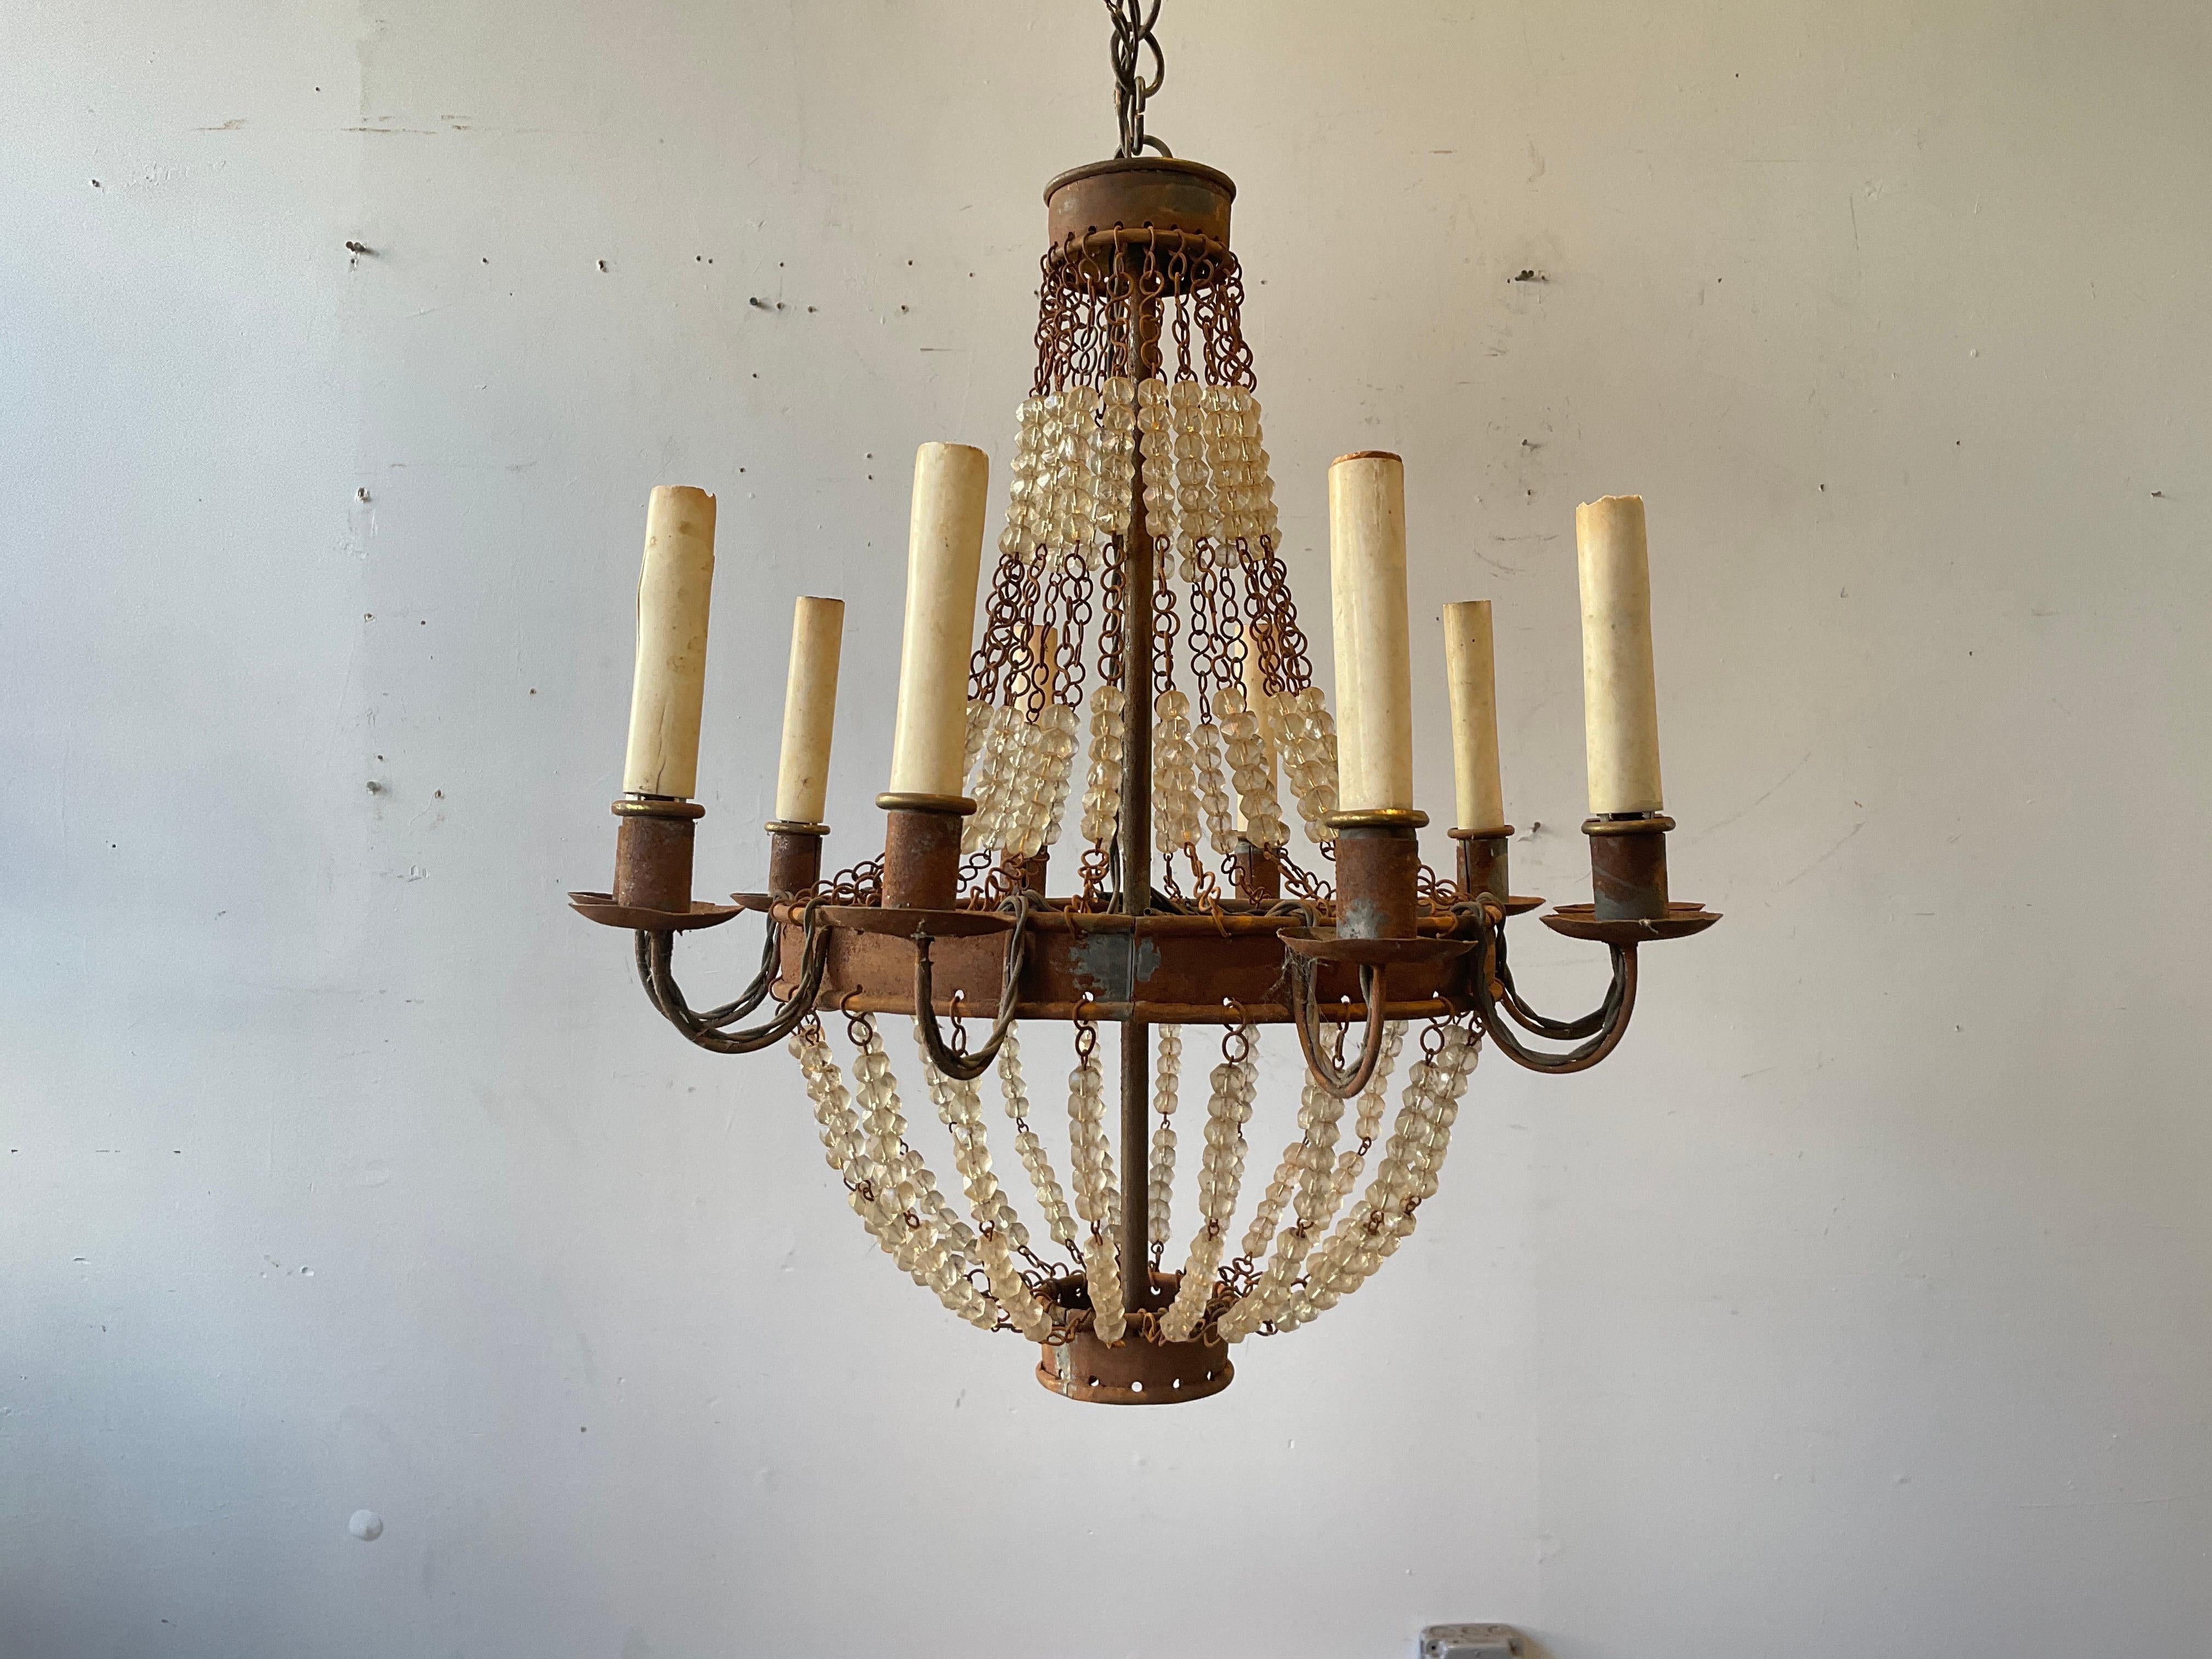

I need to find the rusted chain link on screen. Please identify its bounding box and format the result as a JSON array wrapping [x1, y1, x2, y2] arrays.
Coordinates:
[[1104, 0, 1170, 159]]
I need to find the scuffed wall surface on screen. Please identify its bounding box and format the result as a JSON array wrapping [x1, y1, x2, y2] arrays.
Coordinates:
[[2, 3, 2208, 1655]]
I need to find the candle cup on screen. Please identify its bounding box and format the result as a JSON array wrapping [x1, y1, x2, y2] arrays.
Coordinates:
[[877, 793, 975, 911], [1448, 825, 1513, 906], [763, 820, 830, 900], [1585, 814, 1673, 921], [1326, 809, 1427, 939], [612, 794, 707, 915]]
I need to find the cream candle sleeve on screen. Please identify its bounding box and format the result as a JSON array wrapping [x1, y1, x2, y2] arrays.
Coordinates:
[[622, 485, 718, 798], [1328, 559, 1366, 813], [1327, 451, 1414, 812], [887, 442, 990, 798], [774, 596, 845, 823], [1575, 494, 1664, 815], [1442, 599, 1505, 831]]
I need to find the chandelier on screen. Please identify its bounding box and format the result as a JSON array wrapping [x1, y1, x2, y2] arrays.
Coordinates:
[[571, 2, 1717, 1404]]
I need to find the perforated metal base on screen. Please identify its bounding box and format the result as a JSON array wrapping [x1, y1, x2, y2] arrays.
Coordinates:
[[1032, 1269, 1235, 1404], [1036, 1324, 1234, 1404]]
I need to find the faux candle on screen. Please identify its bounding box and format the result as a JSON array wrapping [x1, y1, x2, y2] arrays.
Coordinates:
[[888, 443, 990, 798], [1575, 494, 1664, 815], [622, 485, 717, 798], [1327, 451, 1414, 812], [1329, 572, 1366, 812], [1442, 599, 1505, 831], [774, 596, 845, 824]]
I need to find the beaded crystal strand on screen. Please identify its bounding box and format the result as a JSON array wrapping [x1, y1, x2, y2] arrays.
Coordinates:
[[1035, 701, 1080, 851], [1216, 680, 1287, 849], [1327, 1021, 1409, 1213], [1275, 1022, 1480, 1334], [1221, 1023, 1407, 1340], [1002, 397, 1047, 562], [1133, 380, 1280, 575], [1020, 376, 1133, 571], [793, 1020, 864, 1182], [913, 1022, 1057, 1341], [1094, 376, 1137, 554], [1135, 379, 1181, 574], [1272, 685, 1341, 845], [1065, 1027, 1126, 1343], [997, 1030, 1077, 1256], [797, 1017, 997, 1329], [1079, 682, 1127, 847], [1217, 388, 1276, 555], [1059, 382, 1105, 562], [964, 702, 1020, 852], [1157, 1029, 1257, 1344], [1011, 700, 1080, 857], [1153, 688, 1201, 861], [1192, 714, 1237, 859], [1147, 1025, 1182, 1251], [963, 698, 993, 779], [973, 697, 1076, 857]]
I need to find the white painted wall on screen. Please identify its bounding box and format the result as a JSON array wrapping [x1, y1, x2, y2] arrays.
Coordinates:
[[4, 2, 2208, 1654]]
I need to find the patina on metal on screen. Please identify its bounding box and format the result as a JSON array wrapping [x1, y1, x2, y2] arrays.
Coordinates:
[[1046, 156, 1234, 264], [611, 794, 703, 915], [1584, 812, 1673, 921], [1449, 824, 1513, 906], [763, 821, 828, 899], [877, 794, 974, 911], [770, 905, 1474, 1025], [1035, 1271, 1234, 1404], [1327, 812, 1428, 941]]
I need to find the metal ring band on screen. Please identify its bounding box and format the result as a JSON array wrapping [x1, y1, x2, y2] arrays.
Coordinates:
[[1323, 808, 1430, 830], [612, 795, 706, 820], [874, 793, 978, 816]]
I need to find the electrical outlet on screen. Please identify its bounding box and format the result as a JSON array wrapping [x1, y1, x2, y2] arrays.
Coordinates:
[[1419, 1624, 1520, 1659]]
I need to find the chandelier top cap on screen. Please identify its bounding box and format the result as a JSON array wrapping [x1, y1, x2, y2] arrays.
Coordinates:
[[1045, 155, 1236, 254]]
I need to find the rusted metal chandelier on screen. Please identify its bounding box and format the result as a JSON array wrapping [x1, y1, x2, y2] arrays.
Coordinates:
[[571, 2, 1717, 1404]]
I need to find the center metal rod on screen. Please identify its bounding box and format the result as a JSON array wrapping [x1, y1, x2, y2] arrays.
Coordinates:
[[1116, 269, 1161, 1316]]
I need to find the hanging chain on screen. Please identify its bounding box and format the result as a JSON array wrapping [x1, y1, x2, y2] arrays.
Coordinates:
[[1104, 0, 1171, 159]]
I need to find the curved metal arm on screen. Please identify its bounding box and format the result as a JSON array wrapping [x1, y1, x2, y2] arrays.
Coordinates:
[[1286, 956, 1390, 1100], [633, 916, 780, 1031], [1493, 926, 1623, 1041], [913, 894, 1032, 1082], [634, 900, 832, 1054], [1455, 900, 1640, 1074]]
